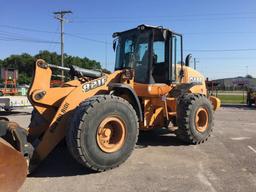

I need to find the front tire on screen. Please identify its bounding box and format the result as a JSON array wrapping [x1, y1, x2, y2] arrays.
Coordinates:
[[175, 94, 213, 144], [66, 95, 139, 171]]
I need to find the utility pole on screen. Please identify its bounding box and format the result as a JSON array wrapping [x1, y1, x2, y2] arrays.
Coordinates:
[[53, 10, 72, 82]]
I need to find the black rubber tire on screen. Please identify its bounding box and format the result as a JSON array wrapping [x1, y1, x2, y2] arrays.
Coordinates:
[[66, 95, 139, 172], [175, 93, 213, 144]]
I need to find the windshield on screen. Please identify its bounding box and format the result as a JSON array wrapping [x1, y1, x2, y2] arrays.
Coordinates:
[[115, 30, 150, 83]]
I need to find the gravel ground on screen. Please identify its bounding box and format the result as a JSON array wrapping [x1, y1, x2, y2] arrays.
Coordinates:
[[1, 106, 256, 192]]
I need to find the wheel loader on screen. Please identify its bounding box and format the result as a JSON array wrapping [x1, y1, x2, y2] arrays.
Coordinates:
[[0, 24, 220, 191]]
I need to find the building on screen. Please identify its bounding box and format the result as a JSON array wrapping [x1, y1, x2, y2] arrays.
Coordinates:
[[213, 77, 256, 90]]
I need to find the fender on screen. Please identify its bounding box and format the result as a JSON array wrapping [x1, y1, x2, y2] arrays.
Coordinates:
[[169, 82, 202, 98], [108, 83, 143, 122]]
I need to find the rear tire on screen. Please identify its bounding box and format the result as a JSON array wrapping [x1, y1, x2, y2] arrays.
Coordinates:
[[175, 94, 213, 144], [66, 95, 139, 171]]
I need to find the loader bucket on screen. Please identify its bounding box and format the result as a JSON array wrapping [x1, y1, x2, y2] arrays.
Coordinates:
[[0, 138, 27, 192]]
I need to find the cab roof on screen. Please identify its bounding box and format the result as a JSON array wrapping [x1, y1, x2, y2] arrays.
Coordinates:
[[112, 24, 175, 38]]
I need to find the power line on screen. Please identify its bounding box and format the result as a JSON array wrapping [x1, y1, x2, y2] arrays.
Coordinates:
[[0, 37, 59, 44], [48, 26, 60, 51], [1, 24, 256, 45], [71, 16, 256, 24], [71, 11, 256, 20], [3, 23, 256, 36], [0, 30, 60, 44], [0, 31, 59, 43], [0, 24, 58, 34], [0, 30, 28, 37], [1, 24, 256, 52], [184, 31, 256, 35], [198, 57, 256, 60], [186, 48, 256, 52], [0, 24, 110, 45], [0, 27, 109, 45], [65, 33, 111, 44]]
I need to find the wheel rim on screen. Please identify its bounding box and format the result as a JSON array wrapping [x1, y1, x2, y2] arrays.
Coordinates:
[[195, 107, 209, 133], [96, 116, 126, 153]]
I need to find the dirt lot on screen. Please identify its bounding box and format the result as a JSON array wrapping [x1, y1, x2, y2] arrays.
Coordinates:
[[2, 106, 256, 192]]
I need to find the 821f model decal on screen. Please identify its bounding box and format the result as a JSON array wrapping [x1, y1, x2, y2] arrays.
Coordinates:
[[82, 76, 108, 92]]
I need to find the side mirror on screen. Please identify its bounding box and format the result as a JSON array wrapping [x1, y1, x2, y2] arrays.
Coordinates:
[[185, 54, 192, 67]]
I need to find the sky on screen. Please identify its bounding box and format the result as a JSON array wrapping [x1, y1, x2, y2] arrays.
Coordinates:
[[0, 0, 256, 79]]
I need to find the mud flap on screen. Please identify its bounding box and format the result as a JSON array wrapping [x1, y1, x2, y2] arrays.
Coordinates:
[[0, 138, 27, 192]]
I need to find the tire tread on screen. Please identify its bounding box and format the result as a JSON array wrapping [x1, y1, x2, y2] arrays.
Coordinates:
[[66, 95, 139, 171], [175, 93, 214, 144]]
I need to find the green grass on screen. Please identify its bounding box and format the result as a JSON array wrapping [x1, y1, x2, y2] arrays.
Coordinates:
[[218, 95, 246, 104]]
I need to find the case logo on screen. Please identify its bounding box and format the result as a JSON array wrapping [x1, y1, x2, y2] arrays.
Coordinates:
[[189, 76, 203, 83]]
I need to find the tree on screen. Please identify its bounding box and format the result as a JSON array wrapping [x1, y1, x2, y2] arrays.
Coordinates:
[[35, 50, 60, 65], [1, 53, 34, 84], [0, 51, 102, 84], [245, 74, 253, 79]]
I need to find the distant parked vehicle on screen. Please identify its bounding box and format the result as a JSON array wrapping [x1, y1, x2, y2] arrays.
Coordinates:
[[0, 82, 18, 96], [0, 68, 18, 96], [247, 87, 256, 107]]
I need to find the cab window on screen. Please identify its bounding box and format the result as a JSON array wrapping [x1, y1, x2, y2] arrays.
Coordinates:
[[153, 41, 165, 64], [171, 34, 182, 81]]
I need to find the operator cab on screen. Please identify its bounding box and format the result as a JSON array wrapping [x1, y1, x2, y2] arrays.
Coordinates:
[[113, 24, 183, 84]]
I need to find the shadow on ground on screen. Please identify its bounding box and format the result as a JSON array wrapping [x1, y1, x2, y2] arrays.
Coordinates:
[[30, 128, 186, 178], [0, 111, 31, 116], [137, 128, 186, 147], [30, 143, 95, 178]]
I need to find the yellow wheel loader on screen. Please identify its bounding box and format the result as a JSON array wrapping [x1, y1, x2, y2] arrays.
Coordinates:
[[0, 24, 220, 191]]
